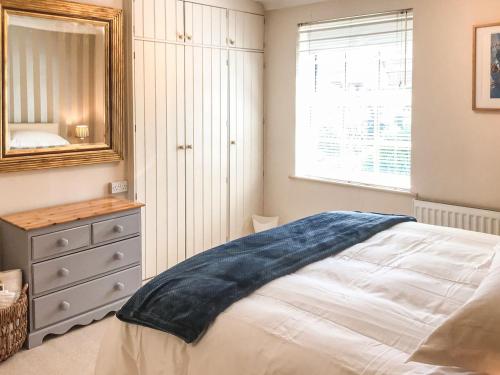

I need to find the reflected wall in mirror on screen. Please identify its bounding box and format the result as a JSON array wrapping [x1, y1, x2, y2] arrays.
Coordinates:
[[0, 0, 124, 172], [6, 13, 109, 154]]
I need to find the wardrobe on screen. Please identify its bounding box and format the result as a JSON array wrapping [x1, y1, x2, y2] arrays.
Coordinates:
[[132, 0, 265, 279]]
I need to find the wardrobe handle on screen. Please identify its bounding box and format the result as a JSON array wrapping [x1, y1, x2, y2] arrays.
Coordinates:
[[114, 282, 125, 291], [230, 140, 236, 145], [177, 32, 184, 41], [186, 145, 193, 149], [228, 38, 235, 45], [178, 145, 185, 150], [186, 34, 192, 41]]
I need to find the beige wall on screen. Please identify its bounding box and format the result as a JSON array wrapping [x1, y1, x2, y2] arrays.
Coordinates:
[[264, 0, 500, 223], [0, 0, 127, 216]]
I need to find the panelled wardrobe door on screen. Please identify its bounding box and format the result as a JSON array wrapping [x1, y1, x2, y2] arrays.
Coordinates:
[[184, 3, 227, 47], [229, 50, 264, 240], [134, 41, 186, 279], [228, 10, 264, 50], [134, 0, 184, 42], [185, 46, 229, 258], [134, 40, 147, 278]]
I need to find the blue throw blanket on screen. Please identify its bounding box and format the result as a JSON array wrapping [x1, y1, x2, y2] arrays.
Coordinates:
[[117, 211, 415, 343]]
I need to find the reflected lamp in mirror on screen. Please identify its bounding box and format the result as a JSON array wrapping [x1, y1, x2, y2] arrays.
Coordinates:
[[0, 0, 124, 173], [75, 125, 90, 142]]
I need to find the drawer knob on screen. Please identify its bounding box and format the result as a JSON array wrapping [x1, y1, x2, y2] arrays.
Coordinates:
[[59, 301, 71, 311], [57, 238, 69, 247], [113, 251, 125, 260], [113, 225, 124, 233], [58, 268, 70, 277], [114, 282, 125, 291]]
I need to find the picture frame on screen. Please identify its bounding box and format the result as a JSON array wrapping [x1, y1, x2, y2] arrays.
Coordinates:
[[0, 0, 124, 173], [473, 22, 500, 110]]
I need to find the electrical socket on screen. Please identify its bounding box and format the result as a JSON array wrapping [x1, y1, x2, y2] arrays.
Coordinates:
[[110, 180, 128, 194]]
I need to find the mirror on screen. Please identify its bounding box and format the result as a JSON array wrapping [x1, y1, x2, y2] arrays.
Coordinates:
[[5, 13, 109, 154], [0, 0, 124, 172]]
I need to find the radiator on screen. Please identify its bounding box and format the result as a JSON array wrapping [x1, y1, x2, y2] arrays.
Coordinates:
[[414, 200, 500, 235]]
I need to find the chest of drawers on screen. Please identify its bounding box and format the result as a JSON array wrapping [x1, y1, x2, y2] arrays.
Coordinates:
[[0, 198, 144, 348]]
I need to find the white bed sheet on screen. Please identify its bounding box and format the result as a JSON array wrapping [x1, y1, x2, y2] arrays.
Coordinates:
[[95, 222, 500, 375]]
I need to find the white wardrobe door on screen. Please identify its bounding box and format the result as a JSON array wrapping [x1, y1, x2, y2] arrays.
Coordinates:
[[244, 13, 264, 50], [229, 50, 264, 240], [185, 46, 229, 257], [134, 41, 186, 278], [135, 40, 157, 279], [134, 40, 147, 278], [228, 11, 264, 50], [133, 0, 184, 42], [185, 3, 227, 47], [209, 7, 226, 47], [187, 45, 203, 257], [210, 47, 229, 248], [174, 44, 187, 267]]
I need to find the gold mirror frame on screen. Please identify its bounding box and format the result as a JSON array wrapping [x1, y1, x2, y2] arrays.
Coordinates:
[[0, 0, 124, 173]]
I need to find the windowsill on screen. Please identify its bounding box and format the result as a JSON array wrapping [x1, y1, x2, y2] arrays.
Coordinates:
[[289, 175, 416, 197]]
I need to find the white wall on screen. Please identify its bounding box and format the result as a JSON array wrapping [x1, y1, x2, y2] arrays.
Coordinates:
[[264, 0, 500, 223], [0, 0, 128, 216]]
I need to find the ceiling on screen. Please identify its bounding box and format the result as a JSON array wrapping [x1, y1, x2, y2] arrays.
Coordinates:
[[259, 0, 326, 10]]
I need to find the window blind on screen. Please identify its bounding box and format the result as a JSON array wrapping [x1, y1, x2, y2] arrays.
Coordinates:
[[295, 10, 413, 190]]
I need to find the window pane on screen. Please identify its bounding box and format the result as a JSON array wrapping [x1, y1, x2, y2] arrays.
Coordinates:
[[296, 11, 413, 190]]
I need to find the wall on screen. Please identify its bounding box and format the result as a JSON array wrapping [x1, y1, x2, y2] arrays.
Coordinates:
[[0, 0, 128, 216], [264, 0, 500, 223]]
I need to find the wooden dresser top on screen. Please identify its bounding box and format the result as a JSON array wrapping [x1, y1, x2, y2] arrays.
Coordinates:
[[0, 197, 144, 231]]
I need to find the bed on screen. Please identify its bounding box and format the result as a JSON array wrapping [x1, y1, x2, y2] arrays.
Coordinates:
[[7, 123, 70, 149], [95, 220, 499, 375]]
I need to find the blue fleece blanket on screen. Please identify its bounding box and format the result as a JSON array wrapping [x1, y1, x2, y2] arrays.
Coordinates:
[[117, 211, 415, 343]]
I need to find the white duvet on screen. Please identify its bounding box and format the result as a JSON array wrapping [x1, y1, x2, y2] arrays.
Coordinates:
[[95, 222, 499, 375], [10, 130, 70, 149]]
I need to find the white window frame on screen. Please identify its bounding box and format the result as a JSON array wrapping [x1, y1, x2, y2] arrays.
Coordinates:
[[293, 10, 413, 193]]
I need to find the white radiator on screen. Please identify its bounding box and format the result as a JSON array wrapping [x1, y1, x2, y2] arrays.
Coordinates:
[[414, 200, 500, 235]]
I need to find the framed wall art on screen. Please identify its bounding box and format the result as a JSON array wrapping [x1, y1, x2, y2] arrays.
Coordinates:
[[473, 22, 500, 110]]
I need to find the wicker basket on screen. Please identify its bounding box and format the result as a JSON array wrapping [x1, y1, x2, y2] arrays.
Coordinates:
[[0, 285, 28, 362]]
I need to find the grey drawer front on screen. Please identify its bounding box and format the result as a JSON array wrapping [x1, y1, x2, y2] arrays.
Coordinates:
[[32, 225, 90, 260], [33, 266, 141, 329], [32, 237, 141, 295], [92, 214, 140, 245]]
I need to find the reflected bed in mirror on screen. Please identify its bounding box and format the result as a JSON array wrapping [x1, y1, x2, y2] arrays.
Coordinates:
[[0, 0, 123, 172], [9, 123, 68, 150]]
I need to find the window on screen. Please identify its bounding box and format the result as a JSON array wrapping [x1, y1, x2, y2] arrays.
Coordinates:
[[295, 10, 413, 190]]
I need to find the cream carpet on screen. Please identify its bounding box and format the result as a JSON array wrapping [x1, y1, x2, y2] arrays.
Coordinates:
[[0, 315, 112, 375]]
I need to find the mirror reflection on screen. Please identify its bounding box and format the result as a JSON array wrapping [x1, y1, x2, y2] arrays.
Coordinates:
[[6, 12, 109, 154]]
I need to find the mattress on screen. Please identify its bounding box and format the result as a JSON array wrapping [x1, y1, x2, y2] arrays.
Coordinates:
[[95, 222, 499, 375]]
